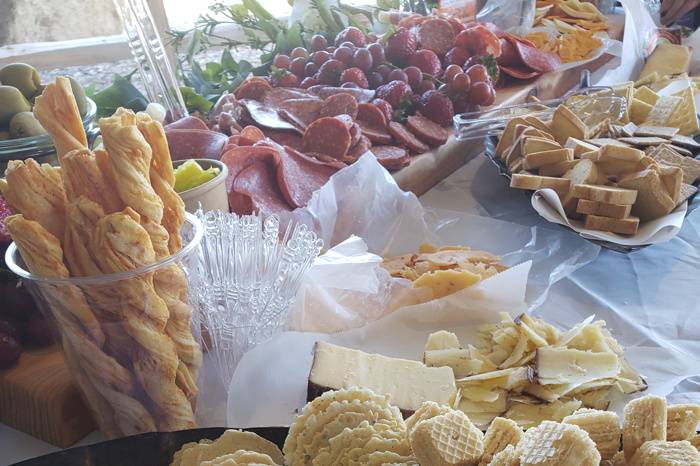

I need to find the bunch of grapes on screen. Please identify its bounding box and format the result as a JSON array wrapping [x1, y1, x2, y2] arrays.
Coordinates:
[[442, 62, 496, 113]]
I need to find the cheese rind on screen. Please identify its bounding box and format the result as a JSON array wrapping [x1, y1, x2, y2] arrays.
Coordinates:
[[308, 341, 456, 413]]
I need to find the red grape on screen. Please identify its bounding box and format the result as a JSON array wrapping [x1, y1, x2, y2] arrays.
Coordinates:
[[416, 79, 436, 94], [291, 47, 308, 59], [451, 73, 471, 92], [367, 71, 384, 89], [290, 57, 307, 77], [325, 46, 337, 54], [366, 33, 378, 43], [375, 64, 392, 80], [273, 54, 291, 69], [353, 48, 373, 72], [304, 62, 319, 77], [466, 64, 489, 83], [443, 64, 463, 84], [469, 81, 492, 106], [312, 51, 331, 66], [388, 69, 408, 83], [309, 35, 328, 52], [333, 47, 354, 66], [404, 66, 423, 89], [300, 77, 318, 89], [340, 41, 356, 51], [367, 43, 385, 66], [438, 83, 450, 93], [482, 83, 496, 106]]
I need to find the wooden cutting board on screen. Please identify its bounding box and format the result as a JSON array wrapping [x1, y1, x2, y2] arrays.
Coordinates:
[[0, 344, 94, 447], [395, 14, 625, 196]]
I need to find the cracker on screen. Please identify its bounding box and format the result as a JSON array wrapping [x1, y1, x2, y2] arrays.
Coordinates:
[[650, 145, 700, 184], [670, 134, 700, 150], [587, 138, 632, 148], [618, 136, 669, 147], [643, 95, 681, 127], [584, 215, 640, 235], [634, 125, 678, 138], [679, 183, 699, 205]]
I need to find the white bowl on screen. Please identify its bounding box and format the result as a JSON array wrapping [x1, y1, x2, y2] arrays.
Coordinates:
[[173, 159, 229, 213]]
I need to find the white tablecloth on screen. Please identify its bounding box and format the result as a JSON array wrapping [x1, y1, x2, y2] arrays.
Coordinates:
[[3, 153, 700, 465]]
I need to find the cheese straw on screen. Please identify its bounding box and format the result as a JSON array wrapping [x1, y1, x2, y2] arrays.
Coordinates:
[[4, 215, 156, 436], [32, 76, 88, 160], [92, 208, 195, 430], [60, 149, 123, 214]]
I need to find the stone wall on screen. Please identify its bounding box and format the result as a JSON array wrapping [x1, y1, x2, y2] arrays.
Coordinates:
[[0, 0, 123, 45]]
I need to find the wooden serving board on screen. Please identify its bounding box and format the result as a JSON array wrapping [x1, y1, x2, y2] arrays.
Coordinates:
[[0, 345, 94, 447], [395, 15, 625, 196]]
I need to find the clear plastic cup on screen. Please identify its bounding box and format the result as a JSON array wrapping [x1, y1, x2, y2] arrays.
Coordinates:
[[5, 213, 204, 438]]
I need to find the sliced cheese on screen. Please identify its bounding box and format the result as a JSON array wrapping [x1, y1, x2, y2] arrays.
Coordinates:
[[536, 347, 620, 386]]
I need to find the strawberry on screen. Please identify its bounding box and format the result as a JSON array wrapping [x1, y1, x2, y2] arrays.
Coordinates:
[[385, 27, 417, 66], [335, 27, 367, 47], [0, 196, 12, 245], [271, 68, 300, 87], [444, 47, 470, 67], [375, 80, 413, 109], [419, 90, 454, 127], [300, 77, 318, 89], [408, 49, 441, 77], [372, 98, 393, 124], [340, 67, 369, 89], [315, 59, 346, 85]]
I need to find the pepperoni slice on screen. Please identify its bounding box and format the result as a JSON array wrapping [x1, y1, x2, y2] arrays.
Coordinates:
[[499, 65, 540, 80], [233, 160, 292, 216], [357, 103, 388, 129], [263, 130, 303, 151], [304, 152, 349, 169], [346, 134, 372, 163], [418, 18, 456, 56], [388, 122, 429, 154], [233, 77, 272, 101], [357, 120, 393, 145], [372, 145, 410, 171], [277, 98, 323, 131], [319, 93, 359, 119], [406, 115, 449, 147], [302, 116, 352, 159], [349, 123, 361, 148], [240, 125, 265, 142]]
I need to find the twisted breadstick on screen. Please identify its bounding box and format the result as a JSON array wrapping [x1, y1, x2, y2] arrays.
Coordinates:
[[5, 215, 156, 436], [60, 149, 123, 213], [32, 77, 88, 160], [92, 209, 195, 430], [136, 113, 185, 254], [1, 159, 67, 240], [99, 109, 164, 224]]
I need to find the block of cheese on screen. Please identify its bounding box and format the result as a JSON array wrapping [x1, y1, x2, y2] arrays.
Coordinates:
[[524, 148, 574, 170], [510, 174, 571, 197], [565, 137, 599, 158], [576, 199, 632, 219], [639, 43, 691, 80], [550, 105, 588, 145], [308, 341, 456, 414], [539, 159, 580, 177], [572, 184, 638, 205], [522, 137, 561, 156]]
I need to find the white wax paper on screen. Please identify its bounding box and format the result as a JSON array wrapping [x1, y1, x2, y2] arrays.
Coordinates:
[[531, 188, 687, 246]]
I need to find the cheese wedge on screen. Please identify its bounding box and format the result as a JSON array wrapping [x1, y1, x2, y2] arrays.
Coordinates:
[[634, 86, 659, 106], [522, 137, 562, 155], [629, 98, 653, 125], [639, 43, 691, 80], [524, 148, 574, 169], [565, 137, 599, 158], [668, 87, 699, 136], [550, 105, 588, 145]]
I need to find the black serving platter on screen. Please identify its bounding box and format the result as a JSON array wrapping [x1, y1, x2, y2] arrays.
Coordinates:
[[482, 135, 700, 253], [10, 427, 290, 466]]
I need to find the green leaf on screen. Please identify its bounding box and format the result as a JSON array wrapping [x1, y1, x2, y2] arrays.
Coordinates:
[[186, 29, 203, 64], [221, 48, 237, 72], [285, 22, 304, 51], [205, 61, 223, 77], [180, 86, 213, 113], [331, 9, 346, 30], [243, 0, 275, 21], [90, 73, 148, 118]]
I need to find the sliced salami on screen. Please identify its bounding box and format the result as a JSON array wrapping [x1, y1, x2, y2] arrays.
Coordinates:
[[233, 77, 272, 101], [165, 116, 208, 131], [417, 18, 456, 56], [239, 99, 298, 132], [221, 145, 278, 213], [388, 121, 429, 154], [240, 125, 265, 143], [406, 115, 449, 147], [263, 130, 304, 151], [277, 98, 323, 130], [514, 40, 560, 73], [499, 65, 540, 80], [319, 93, 359, 119], [372, 145, 410, 171], [347, 134, 372, 162], [349, 122, 361, 148], [232, 160, 292, 216], [274, 146, 339, 208], [357, 103, 388, 129], [314, 86, 376, 103], [302, 116, 352, 159], [357, 120, 393, 145], [263, 88, 315, 107], [303, 152, 349, 170], [165, 129, 229, 160]]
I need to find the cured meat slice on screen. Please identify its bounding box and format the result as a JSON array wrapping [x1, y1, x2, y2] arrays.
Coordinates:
[[314, 86, 376, 103], [418, 18, 456, 56], [232, 160, 292, 216], [302, 116, 352, 159], [349, 122, 361, 148], [357, 103, 388, 129], [348, 134, 372, 159], [275, 146, 339, 208], [406, 115, 449, 147], [499, 65, 540, 80], [165, 129, 229, 160], [303, 152, 349, 170], [356, 120, 393, 145], [263, 88, 316, 106], [514, 39, 560, 73], [221, 145, 278, 213], [319, 93, 359, 119], [388, 121, 429, 154], [233, 77, 272, 101], [239, 99, 299, 132], [497, 37, 520, 68], [263, 130, 303, 151], [277, 98, 324, 131], [372, 145, 410, 170], [165, 116, 208, 131]]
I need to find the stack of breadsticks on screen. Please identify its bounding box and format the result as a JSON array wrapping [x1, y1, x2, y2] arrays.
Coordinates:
[[0, 77, 202, 437]]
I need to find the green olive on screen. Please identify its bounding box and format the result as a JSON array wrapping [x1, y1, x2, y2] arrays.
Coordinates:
[[0, 131, 9, 141], [0, 63, 41, 100], [0, 85, 31, 127], [67, 77, 88, 117], [9, 112, 47, 139]]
